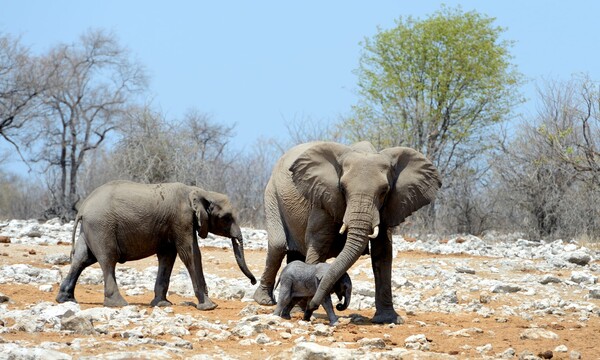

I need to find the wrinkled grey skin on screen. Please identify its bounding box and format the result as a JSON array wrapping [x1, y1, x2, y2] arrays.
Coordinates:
[[56, 180, 256, 310], [274, 261, 351, 325], [253, 141, 441, 324]]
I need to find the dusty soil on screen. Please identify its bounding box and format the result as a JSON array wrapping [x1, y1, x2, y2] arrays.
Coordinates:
[[0, 242, 599, 359]]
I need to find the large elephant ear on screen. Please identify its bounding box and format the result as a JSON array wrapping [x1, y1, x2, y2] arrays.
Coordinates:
[[189, 190, 210, 238], [289, 142, 350, 220], [380, 147, 442, 227]]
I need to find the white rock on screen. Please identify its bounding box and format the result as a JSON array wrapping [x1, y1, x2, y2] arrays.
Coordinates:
[[570, 271, 597, 284], [39, 284, 54, 292], [357, 337, 386, 349], [554, 344, 568, 352], [519, 328, 559, 340], [0, 343, 71, 360]]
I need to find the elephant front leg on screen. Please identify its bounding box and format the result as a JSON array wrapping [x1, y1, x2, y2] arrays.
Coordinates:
[[319, 295, 340, 326], [151, 245, 177, 307], [177, 238, 217, 310], [370, 228, 403, 324], [305, 209, 338, 264]]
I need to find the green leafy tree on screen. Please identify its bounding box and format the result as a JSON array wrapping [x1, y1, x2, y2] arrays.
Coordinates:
[[341, 6, 522, 175]]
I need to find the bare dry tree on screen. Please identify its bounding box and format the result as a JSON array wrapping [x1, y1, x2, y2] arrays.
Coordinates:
[[489, 75, 600, 240], [0, 32, 47, 163], [170, 109, 236, 191], [22, 29, 147, 220], [111, 105, 175, 184]]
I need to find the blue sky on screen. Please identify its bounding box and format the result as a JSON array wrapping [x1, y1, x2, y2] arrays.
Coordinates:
[[2, 1, 600, 174]]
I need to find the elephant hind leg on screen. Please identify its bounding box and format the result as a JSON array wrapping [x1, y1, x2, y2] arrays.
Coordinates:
[[56, 234, 97, 304], [274, 282, 294, 319], [254, 244, 286, 305], [99, 259, 128, 307], [254, 208, 287, 305]]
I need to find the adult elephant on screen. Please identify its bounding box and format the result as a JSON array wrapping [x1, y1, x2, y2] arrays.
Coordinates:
[[253, 141, 441, 324], [56, 180, 256, 310]]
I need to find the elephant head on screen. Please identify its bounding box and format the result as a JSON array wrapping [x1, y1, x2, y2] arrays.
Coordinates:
[[189, 189, 257, 285], [333, 272, 352, 311], [289, 141, 441, 310]]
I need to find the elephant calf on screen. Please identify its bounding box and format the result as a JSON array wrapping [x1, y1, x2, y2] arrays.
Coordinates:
[[56, 180, 256, 310], [274, 261, 352, 325]]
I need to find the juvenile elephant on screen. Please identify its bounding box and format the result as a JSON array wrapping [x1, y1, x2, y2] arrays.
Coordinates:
[[56, 180, 256, 310], [274, 261, 351, 325], [253, 141, 441, 324]]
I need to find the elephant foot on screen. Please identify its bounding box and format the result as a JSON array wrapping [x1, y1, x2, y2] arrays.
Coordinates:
[[253, 285, 276, 306], [196, 299, 218, 311], [56, 292, 76, 304], [150, 298, 173, 307], [104, 296, 128, 308], [372, 309, 404, 324], [278, 313, 291, 320]]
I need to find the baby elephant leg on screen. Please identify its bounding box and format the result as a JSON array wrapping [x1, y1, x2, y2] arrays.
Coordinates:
[[320, 295, 339, 326], [302, 296, 316, 321], [274, 282, 293, 319]]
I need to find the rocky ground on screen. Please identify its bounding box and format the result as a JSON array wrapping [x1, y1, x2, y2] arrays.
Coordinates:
[[0, 219, 599, 359]]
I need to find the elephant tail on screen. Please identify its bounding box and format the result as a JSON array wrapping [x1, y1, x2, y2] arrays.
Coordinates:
[[274, 276, 281, 290], [69, 215, 82, 262]]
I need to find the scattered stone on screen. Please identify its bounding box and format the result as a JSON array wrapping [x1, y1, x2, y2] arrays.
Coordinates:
[[589, 289, 600, 299], [476, 343, 492, 354], [255, 333, 271, 345], [39, 284, 53, 292], [569, 350, 582, 359], [538, 350, 553, 359], [519, 328, 559, 340], [563, 252, 591, 266], [491, 283, 522, 293], [238, 303, 260, 316], [519, 350, 538, 360], [554, 345, 568, 353], [61, 315, 95, 335], [456, 266, 476, 274], [499, 348, 516, 358], [570, 271, 597, 284], [44, 253, 70, 265], [357, 337, 386, 349], [540, 275, 561, 285], [26, 231, 42, 238], [0, 220, 598, 359], [0, 236, 10, 243], [404, 334, 430, 351], [311, 324, 333, 337], [0, 292, 10, 303], [444, 328, 483, 337], [0, 344, 70, 359], [433, 290, 458, 304]]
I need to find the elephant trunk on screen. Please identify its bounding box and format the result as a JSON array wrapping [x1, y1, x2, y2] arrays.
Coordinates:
[[310, 195, 375, 310], [230, 226, 257, 284], [310, 229, 367, 310]]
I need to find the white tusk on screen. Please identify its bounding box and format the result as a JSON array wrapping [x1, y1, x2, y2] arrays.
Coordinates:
[[339, 223, 347, 234], [368, 226, 379, 239]]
